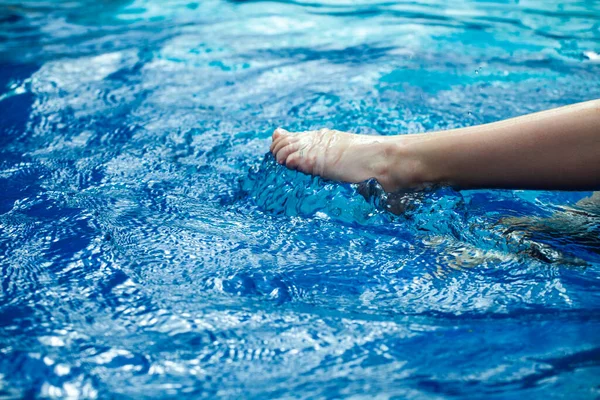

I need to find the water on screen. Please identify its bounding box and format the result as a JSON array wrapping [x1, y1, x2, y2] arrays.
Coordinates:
[[1, 0, 600, 398]]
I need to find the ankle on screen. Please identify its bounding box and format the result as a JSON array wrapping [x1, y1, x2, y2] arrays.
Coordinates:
[[384, 136, 438, 191]]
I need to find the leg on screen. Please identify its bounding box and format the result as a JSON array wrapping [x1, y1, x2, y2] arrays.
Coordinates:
[[271, 99, 600, 192]]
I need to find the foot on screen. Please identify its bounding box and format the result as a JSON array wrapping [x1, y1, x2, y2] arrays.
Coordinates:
[[269, 128, 425, 192]]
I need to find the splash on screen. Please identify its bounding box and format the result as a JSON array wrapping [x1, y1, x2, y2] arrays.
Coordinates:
[[240, 153, 395, 225], [239, 152, 472, 228]]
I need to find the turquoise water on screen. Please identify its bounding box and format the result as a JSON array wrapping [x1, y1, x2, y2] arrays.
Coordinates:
[[1, 0, 600, 398]]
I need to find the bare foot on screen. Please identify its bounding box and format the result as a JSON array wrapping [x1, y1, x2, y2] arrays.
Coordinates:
[[269, 128, 425, 192]]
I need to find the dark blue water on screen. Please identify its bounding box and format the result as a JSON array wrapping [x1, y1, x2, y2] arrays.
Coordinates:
[[1, 0, 600, 398]]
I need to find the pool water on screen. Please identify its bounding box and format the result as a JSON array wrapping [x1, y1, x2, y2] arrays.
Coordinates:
[[1, 0, 600, 398]]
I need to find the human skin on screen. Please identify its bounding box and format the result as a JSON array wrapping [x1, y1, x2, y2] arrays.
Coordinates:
[[270, 99, 600, 192]]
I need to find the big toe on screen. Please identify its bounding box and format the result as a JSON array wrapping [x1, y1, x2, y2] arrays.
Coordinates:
[[272, 127, 290, 141]]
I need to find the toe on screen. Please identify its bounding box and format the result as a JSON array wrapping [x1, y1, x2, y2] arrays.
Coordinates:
[[270, 128, 286, 152], [272, 128, 282, 141], [271, 129, 290, 152], [270, 136, 282, 153], [276, 142, 300, 164], [285, 151, 302, 170], [271, 135, 299, 156], [272, 127, 289, 142]]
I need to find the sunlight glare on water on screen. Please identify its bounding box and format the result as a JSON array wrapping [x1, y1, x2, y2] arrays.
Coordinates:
[[0, 0, 599, 398]]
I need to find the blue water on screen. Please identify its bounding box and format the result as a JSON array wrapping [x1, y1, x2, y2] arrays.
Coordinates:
[[1, 0, 600, 398]]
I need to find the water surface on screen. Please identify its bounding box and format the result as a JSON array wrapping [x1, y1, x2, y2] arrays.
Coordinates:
[[1, 0, 600, 398]]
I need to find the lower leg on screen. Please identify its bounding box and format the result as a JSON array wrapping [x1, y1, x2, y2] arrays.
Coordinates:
[[270, 99, 600, 192]]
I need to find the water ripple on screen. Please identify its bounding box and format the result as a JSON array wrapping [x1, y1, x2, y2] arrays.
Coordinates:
[[1, 0, 599, 397]]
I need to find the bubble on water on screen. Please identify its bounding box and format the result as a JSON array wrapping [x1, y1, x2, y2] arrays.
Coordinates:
[[583, 51, 600, 62]]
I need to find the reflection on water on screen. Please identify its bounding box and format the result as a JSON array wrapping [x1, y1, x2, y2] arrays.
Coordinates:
[[1, 0, 599, 398]]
